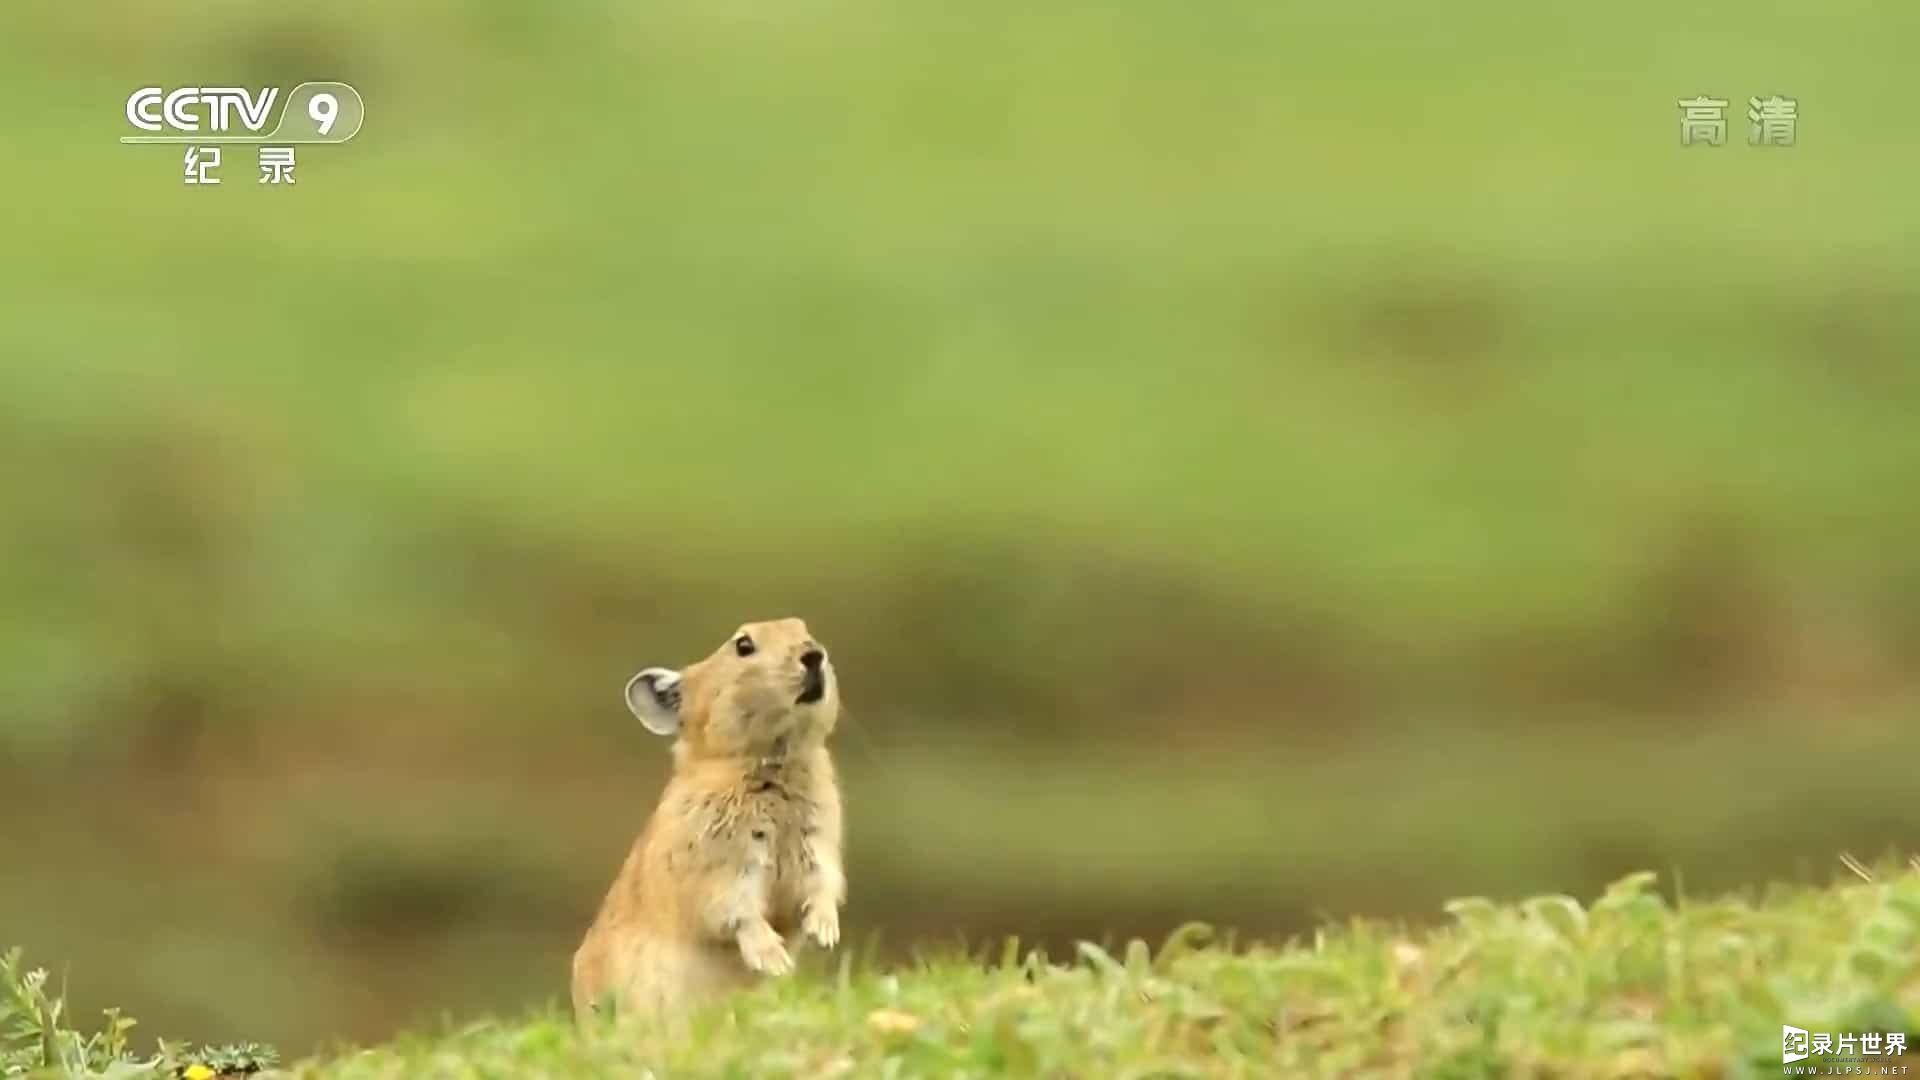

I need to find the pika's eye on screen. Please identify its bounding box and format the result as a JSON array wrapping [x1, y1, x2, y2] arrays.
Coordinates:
[[734, 635, 756, 658]]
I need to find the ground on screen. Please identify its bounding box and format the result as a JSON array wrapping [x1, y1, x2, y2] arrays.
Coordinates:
[[9, 862, 1918, 1079]]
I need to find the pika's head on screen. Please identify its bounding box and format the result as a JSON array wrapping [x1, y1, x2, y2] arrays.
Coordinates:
[[623, 617, 839, 759]]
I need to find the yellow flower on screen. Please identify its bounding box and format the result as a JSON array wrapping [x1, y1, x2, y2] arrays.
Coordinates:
[[865, 1008, 921, 1037], [183, 1065, 216, 1080]]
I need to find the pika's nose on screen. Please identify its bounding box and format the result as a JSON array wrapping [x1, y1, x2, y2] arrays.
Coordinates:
[[800, 648, 824, 670]]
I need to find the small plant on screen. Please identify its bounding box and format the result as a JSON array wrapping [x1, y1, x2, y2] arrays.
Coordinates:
[[1, 946, 154, 1078], [1, 948, 277, 1080], [157, 1042, 279, 1079]]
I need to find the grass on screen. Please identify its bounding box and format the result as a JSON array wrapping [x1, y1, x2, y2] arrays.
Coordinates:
[[11, 862, 1920, 1078], [9, 720, 1920, 1058]]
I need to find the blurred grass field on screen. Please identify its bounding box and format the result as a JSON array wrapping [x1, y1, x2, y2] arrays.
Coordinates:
[[11, 867, 1920, 1077], [3, 0, 1919, 1057]]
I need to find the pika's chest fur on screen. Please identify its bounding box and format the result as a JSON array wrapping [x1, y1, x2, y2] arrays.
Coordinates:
[[654, 768, 826, 925]]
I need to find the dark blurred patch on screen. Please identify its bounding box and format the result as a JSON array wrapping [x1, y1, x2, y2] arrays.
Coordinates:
[[848, 535, 1370, 741], [457, 0, 606, 53], [2, 411, 276, 768], [209, 17, 371, 91], [1294, 267, 1509, 391], [1571, 825, 1666, 891], [394, 520, 1364, 745], [1624, 512, 1788, 707], [122, 677, 214, 772], [293, 827, 569, 945], [1358, 274, 1506, 369], [410, 511, 668, 645], [1885, 569, 1920, 662], [1795, 281, 1920, 395], [1461, 527, 1795, 717]]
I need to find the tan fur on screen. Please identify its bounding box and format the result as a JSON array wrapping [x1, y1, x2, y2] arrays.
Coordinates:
[[571, 618, 846, 1026]]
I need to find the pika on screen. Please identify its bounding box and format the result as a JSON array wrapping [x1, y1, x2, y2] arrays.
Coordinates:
[[571, 617, 846, 1025]]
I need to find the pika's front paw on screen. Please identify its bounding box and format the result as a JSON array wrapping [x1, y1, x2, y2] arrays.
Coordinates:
[[803, 900, 841, 950], [739, 924, 794, 976]]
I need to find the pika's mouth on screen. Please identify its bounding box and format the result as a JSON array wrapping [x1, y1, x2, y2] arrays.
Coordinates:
[[796, 666, 826, 705]]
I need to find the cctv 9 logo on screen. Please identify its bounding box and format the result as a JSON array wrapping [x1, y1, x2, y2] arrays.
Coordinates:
[[122, 82, 363, 143]]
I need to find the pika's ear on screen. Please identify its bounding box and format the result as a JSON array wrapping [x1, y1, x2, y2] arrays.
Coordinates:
[[624, 667, 683, 736]]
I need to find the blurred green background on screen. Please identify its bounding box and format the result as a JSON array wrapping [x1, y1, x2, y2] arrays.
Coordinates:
[[4, 0, 1918, 1057]]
